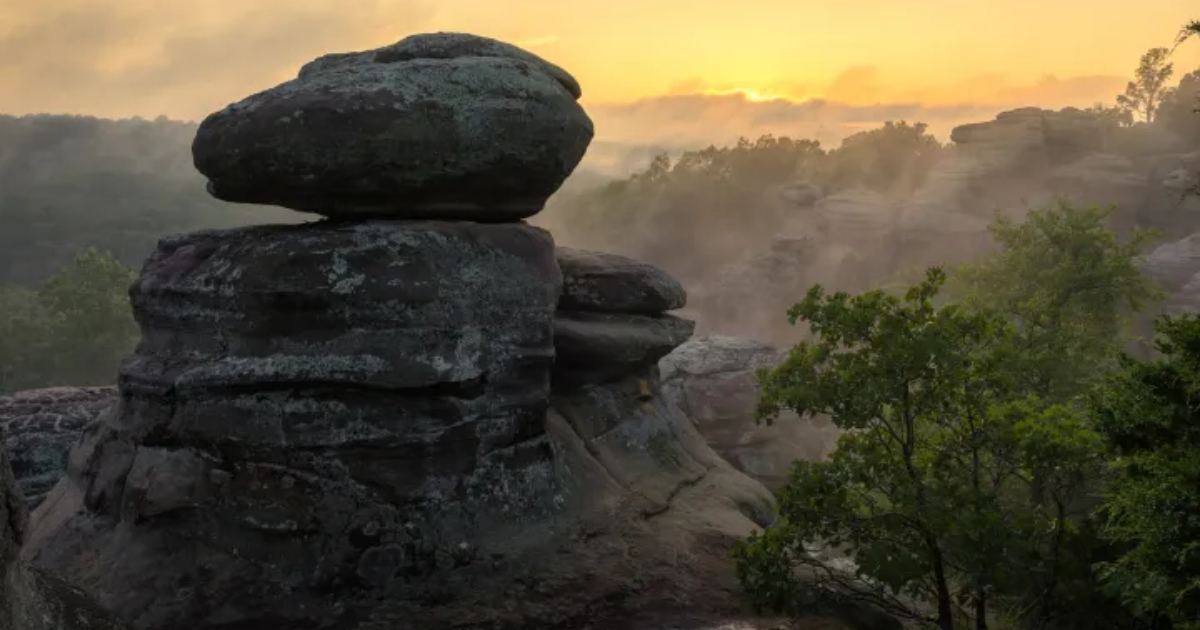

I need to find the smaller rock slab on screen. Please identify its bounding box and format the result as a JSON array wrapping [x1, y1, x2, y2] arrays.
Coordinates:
[[557, 247, 687, 314], [554, 312, 695, 384]]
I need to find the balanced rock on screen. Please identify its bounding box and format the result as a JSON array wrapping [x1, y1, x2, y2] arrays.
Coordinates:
[[0, 386, 116, 508], [192, 32, 594, 220], [557, 247, 687, 314], [22, 221, 777, 630]]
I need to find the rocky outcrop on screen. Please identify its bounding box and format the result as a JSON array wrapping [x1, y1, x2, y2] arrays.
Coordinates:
[[948, 107, 1104, 173], [554, 247, 696, 387], [557, 247, 687, 314], [193, 32, 593, 221], [0, 424, 128, 629], [23, 32, 785, 630], [0, 387, 116, 508], [660, 337, 839, 490]]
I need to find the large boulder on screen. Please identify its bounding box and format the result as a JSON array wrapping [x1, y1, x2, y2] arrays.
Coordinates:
[[660, 336, 839, 490], [0, 387, 116, 508], [192, 32, 594, 221]]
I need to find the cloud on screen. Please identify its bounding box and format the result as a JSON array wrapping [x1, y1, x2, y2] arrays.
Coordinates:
[[0, 0, 435, 119], [584, 70, 1129, 158]]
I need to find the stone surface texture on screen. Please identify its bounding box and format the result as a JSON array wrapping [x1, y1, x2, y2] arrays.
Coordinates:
[[192, 32, 594, 220]]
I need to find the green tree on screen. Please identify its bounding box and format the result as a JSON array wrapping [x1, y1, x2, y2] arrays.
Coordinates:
[[953, 200, 1163, 403], [0, 248, 138, 393], [820, 121, 945, 197], [1117, 48, 1176, 123], [1092, 315, 1200, 628], [734, 268, 1104, 629]]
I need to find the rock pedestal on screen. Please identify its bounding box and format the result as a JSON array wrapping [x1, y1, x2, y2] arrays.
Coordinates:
[[22, 32, 778, 630]]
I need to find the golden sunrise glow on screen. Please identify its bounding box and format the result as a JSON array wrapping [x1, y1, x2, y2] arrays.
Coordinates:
[[699, 88, 796, 103], [0, 0, 1196, 145]]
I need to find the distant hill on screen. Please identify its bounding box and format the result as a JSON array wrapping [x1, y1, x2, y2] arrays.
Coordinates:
[[0, 114, 299, 286]]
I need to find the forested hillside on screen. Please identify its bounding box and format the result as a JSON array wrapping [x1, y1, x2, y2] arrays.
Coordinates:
[[0, 114, 298, 286]]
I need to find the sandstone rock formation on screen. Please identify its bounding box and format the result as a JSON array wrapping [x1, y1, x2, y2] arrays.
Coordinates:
[[0, 387, 115, 508], [554, 247, 696, 387], [660, 336, 839, 490], [0, 425, 128, 629], [193, 32, 594, 221], [23, 32, 786, 630]]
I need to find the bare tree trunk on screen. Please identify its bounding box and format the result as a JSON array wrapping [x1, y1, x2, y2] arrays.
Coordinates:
[[974, 590, 988, 630]]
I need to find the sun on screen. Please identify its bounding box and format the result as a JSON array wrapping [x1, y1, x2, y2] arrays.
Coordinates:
[[700, 87, 792, 102]]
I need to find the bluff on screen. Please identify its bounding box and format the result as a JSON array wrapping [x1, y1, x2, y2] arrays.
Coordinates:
[[20, 33, 782, 630]]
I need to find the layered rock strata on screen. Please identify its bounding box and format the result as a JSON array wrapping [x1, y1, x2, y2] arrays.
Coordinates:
[[23, 32, 779, 630]]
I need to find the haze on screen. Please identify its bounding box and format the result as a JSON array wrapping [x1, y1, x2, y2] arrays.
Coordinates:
[[3, 0, 1197, 151]]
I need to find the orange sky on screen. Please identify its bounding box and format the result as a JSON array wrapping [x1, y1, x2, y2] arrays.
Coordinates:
[[1, 0, 1197, 148]]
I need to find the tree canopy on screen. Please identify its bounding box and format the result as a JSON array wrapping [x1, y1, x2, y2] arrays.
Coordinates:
[[736, 200, 1172, 630]]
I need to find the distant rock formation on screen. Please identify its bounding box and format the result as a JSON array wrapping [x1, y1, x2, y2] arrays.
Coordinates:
[[23, 32, 782, 630], [0, 387, 115, 508], [692, 106, 1200, 344], [660, 336, 839, 490]]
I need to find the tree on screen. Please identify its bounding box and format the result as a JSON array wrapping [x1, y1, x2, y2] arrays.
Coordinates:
[[1176, 20, 1200, 48], [0, 248, 139, 393], [953, 200, 1163, 403], [1156, 70, 1200, 144], [733, 268, 1104, 629], [1117, 48, 1176, 123], [1092, 315, 1200, 628], [820, 121, 945, 197], [1084, 103, 1134, 131]]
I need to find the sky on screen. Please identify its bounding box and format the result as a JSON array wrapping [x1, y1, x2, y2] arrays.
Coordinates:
[[1, 0, 1198, 151]]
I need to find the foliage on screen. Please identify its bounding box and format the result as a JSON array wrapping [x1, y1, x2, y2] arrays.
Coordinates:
[[1116, 48, 1176, 123], [1084, 104, 1135, 131], [551, 123, 944, 285], [819, 121, 945, 197], [1156, 70, 1200, 148], [0, 248, 138, 393], [1092, 315, 1200, 628], [734, 267, 1109, 629], [953, 200, 1163, 402], [1177, 20, 1200, 47]]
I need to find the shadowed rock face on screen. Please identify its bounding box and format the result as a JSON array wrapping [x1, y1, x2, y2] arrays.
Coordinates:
[[23, 220, 566, 629], [0, 387, 116, 508], [21, 221, 782, 630], [0, 424, 128, 629], [192, 32, 594, 221]]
